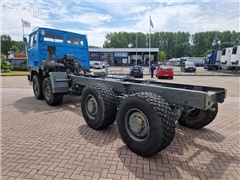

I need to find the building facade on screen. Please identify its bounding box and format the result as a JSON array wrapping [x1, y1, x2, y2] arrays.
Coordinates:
[[7, 51, 28, 70], [7, 48, 159, 70], [89, 48, 159, 66]]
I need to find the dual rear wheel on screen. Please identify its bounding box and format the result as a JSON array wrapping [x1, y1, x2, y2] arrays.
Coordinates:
[[81, 85, 176, 157], [32, 75, 63, 106]]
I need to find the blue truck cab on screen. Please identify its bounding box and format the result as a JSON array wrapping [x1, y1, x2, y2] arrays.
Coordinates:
[[25, 27, 92, 102], [204, 50, 222, 71], [27, 27, 90, 70]]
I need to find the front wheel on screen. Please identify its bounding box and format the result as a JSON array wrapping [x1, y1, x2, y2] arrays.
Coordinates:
[[117, 92, 176, 157], [178, 103, 218, 129], [42, 77, 64, 106], [32, 74, 44, 99]]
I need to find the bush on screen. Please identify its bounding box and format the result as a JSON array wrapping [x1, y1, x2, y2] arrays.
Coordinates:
[[1, 54, 13, 71]]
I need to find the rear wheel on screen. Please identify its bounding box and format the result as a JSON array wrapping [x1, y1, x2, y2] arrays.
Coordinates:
[[81, 83, 117, 130], [42, 77, 64, 106], [178, 103, 218, 129], [32, 74, 44, 99], [117, 92, 175, 157]]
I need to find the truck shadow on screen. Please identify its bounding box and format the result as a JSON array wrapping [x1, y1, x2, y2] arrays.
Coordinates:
[[77, 122, 119, 147], [117, 123, 240, 179], [13, 95, 82, 116]]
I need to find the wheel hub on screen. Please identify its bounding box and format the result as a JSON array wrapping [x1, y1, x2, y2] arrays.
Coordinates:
[[45, 85, 50, 100], [87, 96, 98, 116], [129, 112, 148, 138]]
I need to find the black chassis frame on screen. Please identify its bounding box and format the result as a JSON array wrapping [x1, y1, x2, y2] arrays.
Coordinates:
[[64, 73, 226, 111]]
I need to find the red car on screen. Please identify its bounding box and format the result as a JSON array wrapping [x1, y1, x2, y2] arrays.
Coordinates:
[[156, 65, 174, 79]]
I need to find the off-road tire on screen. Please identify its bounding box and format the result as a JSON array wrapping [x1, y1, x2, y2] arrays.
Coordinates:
[[32, 74, 44, 99], [42, 77, 64, 106], [178, 103, 218, 129], [81, 83, 117, 130], [116, 92, 175, 157]]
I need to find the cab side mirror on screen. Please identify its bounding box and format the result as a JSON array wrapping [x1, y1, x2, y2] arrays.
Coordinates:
[[23, 37, 27, 43]]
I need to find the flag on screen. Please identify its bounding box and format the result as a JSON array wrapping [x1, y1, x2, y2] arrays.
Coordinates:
[[21, 19, 31, 27], [150, 17, 154, 28]]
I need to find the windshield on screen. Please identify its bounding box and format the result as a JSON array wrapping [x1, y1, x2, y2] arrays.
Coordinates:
[[132, 66, 142, 70], [185, 61, 194, 66]]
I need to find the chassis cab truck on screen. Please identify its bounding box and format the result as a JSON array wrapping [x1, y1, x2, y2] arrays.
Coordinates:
[[25, 27, 227, 157]]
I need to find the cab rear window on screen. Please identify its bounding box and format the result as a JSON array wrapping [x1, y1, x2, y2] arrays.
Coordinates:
[[160, 66, 172, 70], [67, 36, 84, 46], [44, 33, 63, 43]]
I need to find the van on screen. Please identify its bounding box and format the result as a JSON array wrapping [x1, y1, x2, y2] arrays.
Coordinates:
[[180, 61, 196, 72]]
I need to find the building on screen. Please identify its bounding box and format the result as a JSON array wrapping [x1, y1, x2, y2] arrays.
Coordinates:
[[89, 48, 159, 66], [7, 48, 159, 70], [7, 51, 28, 70]]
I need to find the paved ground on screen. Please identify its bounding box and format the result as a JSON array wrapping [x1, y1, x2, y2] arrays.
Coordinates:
[[1, 75, 240, 180]]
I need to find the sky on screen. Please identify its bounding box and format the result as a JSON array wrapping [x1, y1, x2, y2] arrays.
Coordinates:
[[1, 0, 239, 47]]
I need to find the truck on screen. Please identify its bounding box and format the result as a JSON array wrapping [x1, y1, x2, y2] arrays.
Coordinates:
[[24, 27, 227, 157], [204, 50, 222, 71], [180, 57, 205, 66], [221, 46, 240, 70]]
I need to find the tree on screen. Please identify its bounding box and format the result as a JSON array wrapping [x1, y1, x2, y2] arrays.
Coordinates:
[[202, 49, 213, 57], [219, 42, 236, 49], [1, 35, 12, 56], [1, 54, 12, 71], [12, 41, 24, 51], [89, 45, 101, 48], [10, 45, 19, 51], [1, 35, 24, 56], [103, 32, 129, 48], [158, 50, 167, 61]]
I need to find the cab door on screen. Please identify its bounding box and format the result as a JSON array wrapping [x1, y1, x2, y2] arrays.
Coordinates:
[[28, 32, 40, 67]]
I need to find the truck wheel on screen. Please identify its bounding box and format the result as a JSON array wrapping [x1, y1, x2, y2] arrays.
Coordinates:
[[32, 74, 44, 99], [178, 103, 218, 129], [81, 83, 117, 130], [116, 92, 175, 157], [42, 77, 64, 106]]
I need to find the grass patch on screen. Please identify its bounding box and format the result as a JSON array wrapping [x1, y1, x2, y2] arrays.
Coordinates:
[[1, 71, 29, 76]]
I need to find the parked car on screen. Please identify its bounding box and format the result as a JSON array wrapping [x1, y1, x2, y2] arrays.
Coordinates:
[[101, 62, 109, 68], [156, 65, 174, 79], [180, 61, 196, 72], [129, 66, 143, 78], [90, 61, 101, 68], [93, 62, 103, 69]]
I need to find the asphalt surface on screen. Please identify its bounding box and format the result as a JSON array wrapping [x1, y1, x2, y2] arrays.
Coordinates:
[[1, 74, 240, 180]]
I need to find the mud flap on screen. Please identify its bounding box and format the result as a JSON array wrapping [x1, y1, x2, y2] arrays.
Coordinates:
[[50, 72, 70, 93]]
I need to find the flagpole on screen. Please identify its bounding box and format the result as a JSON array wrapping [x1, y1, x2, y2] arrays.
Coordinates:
[[21, 19, 25, 37], [136, 32, 138, 65], [21, 19, 28, 70], [149, 16, 151, 68]]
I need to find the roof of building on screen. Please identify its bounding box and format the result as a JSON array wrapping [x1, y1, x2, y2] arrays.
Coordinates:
[[89, 48, 159, 53]]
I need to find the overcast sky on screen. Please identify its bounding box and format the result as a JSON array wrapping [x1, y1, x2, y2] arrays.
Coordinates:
[[1, 0, 239, 47]]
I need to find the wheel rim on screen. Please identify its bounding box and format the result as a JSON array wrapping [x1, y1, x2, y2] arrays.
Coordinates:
[[124, 108, 149, 141], [44, 83, 51, 101], [33, 79, 38, 95], [85, 95, 98, 119]]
